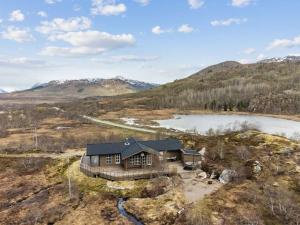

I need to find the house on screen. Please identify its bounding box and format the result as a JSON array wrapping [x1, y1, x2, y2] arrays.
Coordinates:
[[81, 137, 183, 170], [81, 137, 202, 171]]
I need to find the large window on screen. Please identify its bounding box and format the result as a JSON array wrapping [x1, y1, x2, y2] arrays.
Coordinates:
[[106, 155, 112, 164], [115, 154, 121, 164], [146, 155, 152, 165], [129, 155, 141, 165], [141, 154, 146, 165]]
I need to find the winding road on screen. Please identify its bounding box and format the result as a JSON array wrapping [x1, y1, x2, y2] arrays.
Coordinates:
[[82, 115, 158, 134]]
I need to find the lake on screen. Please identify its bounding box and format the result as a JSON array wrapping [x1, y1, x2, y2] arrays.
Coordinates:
[[155, 114, 300, 139]]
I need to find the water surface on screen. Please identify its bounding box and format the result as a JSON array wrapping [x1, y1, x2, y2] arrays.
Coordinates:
[[155, 114, 300, 138]]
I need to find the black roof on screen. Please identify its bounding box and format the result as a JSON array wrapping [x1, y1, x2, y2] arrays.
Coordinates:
[[86, 138, 183, 159]]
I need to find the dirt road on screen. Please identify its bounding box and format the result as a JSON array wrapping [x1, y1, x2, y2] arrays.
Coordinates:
[[82, 115, 158, 134]]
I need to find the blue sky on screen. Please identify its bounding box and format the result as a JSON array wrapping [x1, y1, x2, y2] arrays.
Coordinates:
[[1, 0, 300, 91]]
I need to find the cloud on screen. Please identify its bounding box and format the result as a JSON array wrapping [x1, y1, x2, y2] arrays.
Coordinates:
[[41, 30, 135, 56], [211, 18, 247, 26], [267, 35, 300, 50], [37, 11, 48, 18], [232, 0, 251, 7], [238, 59, 250, 64], [257, 54, 266, 61], [151, 26, 171, 35], [187, 0, 204, 9], [73, 4, 81, 12], [1, 26, 34, 43], [40, 46, 106, 57], [134, 0, 150, 6], [243, 48, 256, 54], [9, 10, 25, 22], [36, 17, 92, 34], [178, 24, 194, 33], [45, 0, 62, 4], [0, 56, 46, 68], [91, 0, 127, 16], [93, 54, 158, 63]]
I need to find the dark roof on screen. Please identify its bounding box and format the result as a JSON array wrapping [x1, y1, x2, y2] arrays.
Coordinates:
[[86, 138, 183, 158], [121, 141, 159, 160]]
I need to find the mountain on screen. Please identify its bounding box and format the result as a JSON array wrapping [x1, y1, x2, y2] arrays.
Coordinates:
[[258, 55, 300, 64], [99, 58, 300, 114], [4, 77, 158, 103], [0, 89, 7, 94]]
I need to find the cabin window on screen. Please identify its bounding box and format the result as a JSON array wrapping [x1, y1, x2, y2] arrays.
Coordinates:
[[134, 155, 140, 165], [141, 154, 146, 165], [146, 155, 152, 165], [106, 155, 112, 164], [115, 154, 121, 164], [129, 155, 141, 165]]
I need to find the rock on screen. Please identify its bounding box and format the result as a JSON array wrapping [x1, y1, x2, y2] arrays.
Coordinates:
[[273, 182, 279, 187], [207, 181, 213, 185], [199, 147, 206, 156], [210, 170, 218, 179], [219, 169, 238, 184], [245, 160, 263, 178], [253, 161, 263, 174], [197, 172, 207, 180]]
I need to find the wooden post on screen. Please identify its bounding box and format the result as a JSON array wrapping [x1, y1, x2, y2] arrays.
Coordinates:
[[68, 157, 72, 199]]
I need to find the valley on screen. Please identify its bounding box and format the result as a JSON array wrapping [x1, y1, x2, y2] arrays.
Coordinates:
[[0, 101, 299, 225]]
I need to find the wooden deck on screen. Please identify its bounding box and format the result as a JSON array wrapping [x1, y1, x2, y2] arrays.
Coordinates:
[[80, 163, 177, 181]]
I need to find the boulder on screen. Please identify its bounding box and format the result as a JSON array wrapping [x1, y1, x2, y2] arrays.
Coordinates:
[[219, 169, 238, 184], [197, 172, 207, 180], [210, 170, 218, 179]]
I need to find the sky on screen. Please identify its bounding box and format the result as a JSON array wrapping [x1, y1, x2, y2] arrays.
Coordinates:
[[0, 0, 300, 91]]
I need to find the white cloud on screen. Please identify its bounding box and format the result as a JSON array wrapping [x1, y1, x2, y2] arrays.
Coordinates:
[[267, 35, 300, 50], [73, 4, 81, 12], [37, 11, 48, 18], [232, 0, 251, 7], [238, 59, 250, 64], [91, 0, 127, 16], [244, 48, 256, 54], [36, 17, 92, 34], [188, 0, 204, 9], [0, 19, 2, 24], [9, 10, 25, 22], [0, 57, 46, 67], [211, 18, 247, 26], [257, 54, 266, 61], [135, 0, 150, 6], [45, 0, 62, 4], [151, 26, 171, 35], [41, 30, 135, 56], [1, 26, 34, 43], [40, 46, 106, 57], [94, 54, 158, 63], [178, 24, 194, 33]]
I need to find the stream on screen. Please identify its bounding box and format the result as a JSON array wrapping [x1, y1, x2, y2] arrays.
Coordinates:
[[117, 198, 144, 225]]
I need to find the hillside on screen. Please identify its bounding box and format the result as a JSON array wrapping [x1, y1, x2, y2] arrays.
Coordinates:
[[97, 57, 300, 115], [0, 77, 157, 104]]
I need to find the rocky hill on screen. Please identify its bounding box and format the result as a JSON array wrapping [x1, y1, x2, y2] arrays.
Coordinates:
[[113, 58, 300, 114]]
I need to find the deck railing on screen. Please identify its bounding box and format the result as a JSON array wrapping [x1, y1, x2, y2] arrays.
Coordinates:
[[80, 162, 177, 181]]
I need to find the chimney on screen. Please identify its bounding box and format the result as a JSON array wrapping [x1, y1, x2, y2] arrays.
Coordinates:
[[124, 138, 130, 146]]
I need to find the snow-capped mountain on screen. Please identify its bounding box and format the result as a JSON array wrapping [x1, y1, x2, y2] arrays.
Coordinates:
[[259, 56, 300, 64], [8, 77, 159, 101], [30, 77, 158, 91], [0, 89, 7, 94]]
